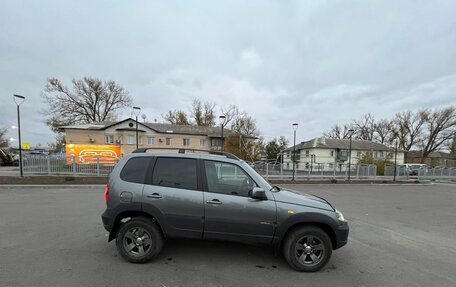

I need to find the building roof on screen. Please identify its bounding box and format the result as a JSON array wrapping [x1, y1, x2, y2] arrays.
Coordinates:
[[284, 137, 392, 151], [406, 151, 452, 159], [60, 118, 254, 138]]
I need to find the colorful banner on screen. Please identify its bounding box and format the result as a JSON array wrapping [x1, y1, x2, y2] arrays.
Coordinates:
[[66, 144, 121, 164]]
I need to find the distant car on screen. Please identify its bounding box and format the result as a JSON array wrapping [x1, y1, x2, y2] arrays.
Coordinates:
[[101, 149, 349, 272], [404, 164, 427, 176]]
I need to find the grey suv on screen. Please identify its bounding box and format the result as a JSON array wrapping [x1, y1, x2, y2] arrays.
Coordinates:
[[101, 149, 348, 272]]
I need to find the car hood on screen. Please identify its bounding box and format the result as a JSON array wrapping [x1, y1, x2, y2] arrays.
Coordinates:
[[272, 188, 334, 211]]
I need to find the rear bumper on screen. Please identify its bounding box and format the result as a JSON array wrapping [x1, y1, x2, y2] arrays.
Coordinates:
[[101, 208, 112, 232], [334, 223, 349, 249]]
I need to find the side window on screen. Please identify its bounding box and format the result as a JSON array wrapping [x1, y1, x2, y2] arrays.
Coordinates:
[[120, 157, 151, 184], [204, 161, 256, 197], [152, 158, 197, 190]]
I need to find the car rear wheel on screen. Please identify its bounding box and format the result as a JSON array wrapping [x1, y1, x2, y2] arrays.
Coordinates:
[[283, 225, 332, 272], [116, 217, 164, 263]]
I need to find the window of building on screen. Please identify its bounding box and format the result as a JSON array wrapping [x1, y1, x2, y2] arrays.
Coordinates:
[[329, 163, 334, 169], [211, 138, 222, 151], [152, 158, 197, 190], [105, 135, 114, 144], [374, 152, 378, 158], [380, 151, 384, 157], [165, 138, 171, 145], [296, 163, 299, 169], [127, 135, 134, 145], [147, 136, 154, 145], [200, 139, 208, 147], [183, 138, 190, 146], [120, 157, 152, 184], [330, 150, 334, 157], [204, 161, 256, 197], [357, 151, 362, 157], [305, 150, 310, 156]]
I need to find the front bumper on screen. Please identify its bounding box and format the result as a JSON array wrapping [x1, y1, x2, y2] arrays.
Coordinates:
[[334, 223, 349, 249]]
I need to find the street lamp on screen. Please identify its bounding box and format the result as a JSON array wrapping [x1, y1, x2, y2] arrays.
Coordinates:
[[292, 123, 298, 181], [13, 94, 25, 177], [393, 139, 398, 182], [133, 106, 141, 149], [347, 129, 354, 181], [219, 115, 226, 152]]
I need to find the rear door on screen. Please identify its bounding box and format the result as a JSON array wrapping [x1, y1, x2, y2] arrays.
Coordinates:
[[202, 160, 276, 244], [142, 157, 204, 239]]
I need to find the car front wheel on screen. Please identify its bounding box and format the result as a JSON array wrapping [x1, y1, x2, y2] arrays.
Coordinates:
[[283, 225, 332, 272], [116, 217, 164, 263]]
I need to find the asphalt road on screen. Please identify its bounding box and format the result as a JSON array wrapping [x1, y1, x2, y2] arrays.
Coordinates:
[[0, 183, 455, 287]]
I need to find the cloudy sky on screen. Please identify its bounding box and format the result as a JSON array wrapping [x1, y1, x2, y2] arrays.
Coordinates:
[[1, 0, 455, 146]]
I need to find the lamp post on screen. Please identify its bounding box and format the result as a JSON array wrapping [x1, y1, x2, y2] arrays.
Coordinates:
[[13, 94, 25, 177], [219, 115, 226, 152], [292, 123, 298, 181], [393, 139, 398, 182], [133, 106, 141, 149], [348, 129, 354, 181]]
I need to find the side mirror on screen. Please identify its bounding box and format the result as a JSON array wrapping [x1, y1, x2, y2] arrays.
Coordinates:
[[251, 187, 267, 200]]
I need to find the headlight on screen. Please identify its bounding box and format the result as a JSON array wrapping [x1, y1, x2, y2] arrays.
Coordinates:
[[336, 210, 346, 222]]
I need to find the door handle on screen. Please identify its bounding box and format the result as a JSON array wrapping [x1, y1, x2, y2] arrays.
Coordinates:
[[147, 193, 162, 199], [206, 199, 222, 205]]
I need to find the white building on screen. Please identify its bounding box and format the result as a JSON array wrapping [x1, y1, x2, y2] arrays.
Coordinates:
[[282, 137, 405, 171]]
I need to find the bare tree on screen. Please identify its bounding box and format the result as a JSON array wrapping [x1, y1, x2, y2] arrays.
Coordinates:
[[163, 110, 191, 125], [420, 107, 456, 161], [220, 104, 239, 127], [392, 110, 427, 151], [323, 124, 352, 139], [229, 111, 261, 161], [42, 77, 132, 132], [353, 113, 376, 141], [278, 136, 289, 150], [0, 127, 9, 147], [190, 99, 216, 126], [374, 119, 395, 144]]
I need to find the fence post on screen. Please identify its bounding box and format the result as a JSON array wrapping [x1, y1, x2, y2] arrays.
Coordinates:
[[72, 156, 76, 174], [280, 163, 283, 179], [47, 156, 51, 175], [266, 163, 269, 180], [97, 156, 100, 176]]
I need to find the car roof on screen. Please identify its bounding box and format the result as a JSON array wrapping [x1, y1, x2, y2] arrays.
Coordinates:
[[126, 151, 242, 163]]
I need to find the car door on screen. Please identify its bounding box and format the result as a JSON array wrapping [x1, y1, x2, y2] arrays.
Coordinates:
[[202, 160, 276, 244], [142, 157, 204, 239]]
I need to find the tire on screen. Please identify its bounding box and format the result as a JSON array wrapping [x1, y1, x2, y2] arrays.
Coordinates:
[[282, 225, 332, 272], [116, 217, 164, 263]]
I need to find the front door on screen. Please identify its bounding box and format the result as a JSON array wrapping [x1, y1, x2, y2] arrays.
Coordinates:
[[202, 160, 276, 244]]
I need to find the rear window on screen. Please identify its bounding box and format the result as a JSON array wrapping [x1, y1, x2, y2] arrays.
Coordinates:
[[152, 157, 197, 190], [120, 157, 152, 184]]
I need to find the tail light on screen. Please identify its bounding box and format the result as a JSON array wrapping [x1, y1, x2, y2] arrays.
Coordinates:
[[104, 183, 110, 203]]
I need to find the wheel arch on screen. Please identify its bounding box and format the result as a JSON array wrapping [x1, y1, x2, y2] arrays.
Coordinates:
[[108, 210, 166, 242], [275, 213, 338, 250]]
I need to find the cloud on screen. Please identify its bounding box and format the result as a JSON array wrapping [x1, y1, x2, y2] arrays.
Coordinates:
[[1, 0, 456, 146], [240, 49, 262, 69]]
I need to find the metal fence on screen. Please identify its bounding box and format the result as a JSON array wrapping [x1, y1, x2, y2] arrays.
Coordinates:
[[384, 165, 456, 180], [252, 162, 377, 180], [23, 155, 119, 176]]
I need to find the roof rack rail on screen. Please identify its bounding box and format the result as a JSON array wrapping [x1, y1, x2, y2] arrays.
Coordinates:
[[131, 147, 240, 160]]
